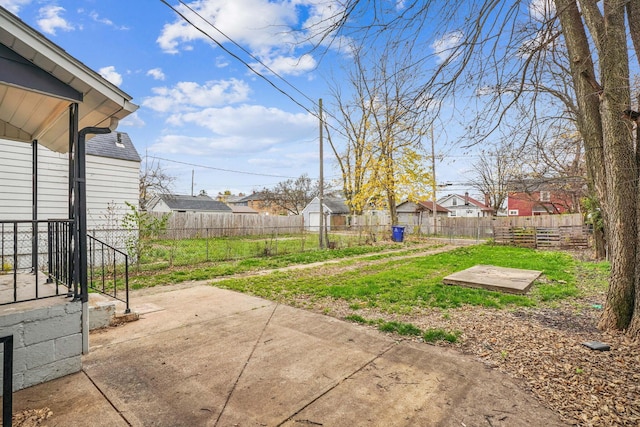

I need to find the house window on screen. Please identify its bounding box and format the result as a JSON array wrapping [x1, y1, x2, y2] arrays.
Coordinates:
[[452, 198, 457, 206], [466, 209, 474, 214], [508, 209, 519, 216], [540, 191, 551, 202], [449, 211, 456, 217]]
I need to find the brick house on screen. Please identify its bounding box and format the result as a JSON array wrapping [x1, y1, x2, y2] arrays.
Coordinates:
[[506, 178, 584, 216], [238, 192, 289, 215]]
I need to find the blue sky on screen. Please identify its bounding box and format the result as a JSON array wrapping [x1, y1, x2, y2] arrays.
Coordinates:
[[1, 0, 478, 199]]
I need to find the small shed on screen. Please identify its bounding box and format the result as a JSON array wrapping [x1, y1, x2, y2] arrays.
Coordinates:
[[147, 194, 233, 214], [397, 200, 449, 226], [302, 197, 350, 231]]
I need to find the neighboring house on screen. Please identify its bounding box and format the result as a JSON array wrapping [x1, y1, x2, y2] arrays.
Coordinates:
[[230, 205, 259, 215], [238, 192, 289, 215], [506, 178, 583, 216], [302, 197, 350, 231], [396, 200, 449, 225], [0, 132, 140, 231], [438, 193, 494, 217], [218, 194, 248, 207], [147, 194, 233, 214], [220, 194, 247, 206]]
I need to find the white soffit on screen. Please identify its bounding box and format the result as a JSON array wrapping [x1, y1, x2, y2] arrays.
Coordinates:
[[0, 6, 138, 153]]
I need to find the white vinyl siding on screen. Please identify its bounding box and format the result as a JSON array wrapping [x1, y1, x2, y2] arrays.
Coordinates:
[[0, 139, 139, 230], [86, 155, 140, 231]]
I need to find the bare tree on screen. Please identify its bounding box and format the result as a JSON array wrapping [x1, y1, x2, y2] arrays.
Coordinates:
[[470, 143, 520, 213], [260, 174, 323, 215], [309, 0, 640, 335], [139, 157, 175, 210]]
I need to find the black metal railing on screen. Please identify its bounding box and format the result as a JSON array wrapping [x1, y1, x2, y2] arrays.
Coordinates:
[[88, 235, 130, 313], [0, 220, 74, 305], [1, 334, 13, 427]]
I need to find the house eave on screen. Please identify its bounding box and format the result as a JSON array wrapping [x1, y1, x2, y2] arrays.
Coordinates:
[[0, 6, 138, 153]]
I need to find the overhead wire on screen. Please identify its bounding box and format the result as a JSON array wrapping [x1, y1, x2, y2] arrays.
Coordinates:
[[158, 0, 351, 141], [177, 0, 320, 110], [147, 155, 300, 179], [157, 1, 478, 194]]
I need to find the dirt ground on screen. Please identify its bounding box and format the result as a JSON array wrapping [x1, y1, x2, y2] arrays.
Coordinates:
[[291, 249, 640, 427]]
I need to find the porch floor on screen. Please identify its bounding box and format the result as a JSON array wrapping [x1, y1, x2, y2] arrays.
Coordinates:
[[0, 271, 68, 304]]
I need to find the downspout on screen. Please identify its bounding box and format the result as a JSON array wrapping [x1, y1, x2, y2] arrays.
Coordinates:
[[32, 140, 38, 285], [76, 126, 112, 355], [69, 104, 78, 297]]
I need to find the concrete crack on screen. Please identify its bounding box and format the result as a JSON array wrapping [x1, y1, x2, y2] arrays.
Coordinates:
[[276, 342, 397, 426], [214, 302, 279, 426]]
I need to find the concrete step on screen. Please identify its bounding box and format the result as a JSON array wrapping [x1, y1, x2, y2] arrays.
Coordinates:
[[88, 293, 138, 330]]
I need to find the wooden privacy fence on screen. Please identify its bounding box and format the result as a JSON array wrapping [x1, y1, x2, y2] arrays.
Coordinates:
[[147, 212, 304, 239], [402, 213, 586, 241], [493, 225, 590, 249]]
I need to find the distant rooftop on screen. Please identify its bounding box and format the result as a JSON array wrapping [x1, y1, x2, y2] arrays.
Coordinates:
[[150, 194, 232, 212]]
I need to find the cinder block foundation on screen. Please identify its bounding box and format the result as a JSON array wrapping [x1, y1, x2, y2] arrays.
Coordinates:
[[0, 297, 82, 394]]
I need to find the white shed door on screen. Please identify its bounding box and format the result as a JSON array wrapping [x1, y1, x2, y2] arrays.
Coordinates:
[[309, 213, 320, 231]]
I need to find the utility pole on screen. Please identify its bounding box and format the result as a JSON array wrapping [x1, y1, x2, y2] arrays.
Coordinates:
[[191, 169, 194, 197], [431, 127, 437, 236], [318, 98, 324, 249]]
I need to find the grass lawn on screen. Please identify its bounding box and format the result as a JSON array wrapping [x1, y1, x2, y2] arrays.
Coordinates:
[[127, 241, 438, 289], [214, 244, 609, 313], [137, 231, 392, 269]]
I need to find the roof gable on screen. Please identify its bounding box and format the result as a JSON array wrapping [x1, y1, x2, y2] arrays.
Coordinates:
[[323, 197, 349, 214], [86, 132, 141, 162], [158, 194, 232, 212], [438, 194, 493, 211]]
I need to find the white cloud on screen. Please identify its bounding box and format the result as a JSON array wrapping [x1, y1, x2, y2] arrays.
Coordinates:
[[142, 78, 251, 113], [37, 5, 74, 35], [151, 105, 316, 157], [88, 10, 129, 30], [529, 0, 555, 22], [251, 53, 317, 76], [99, 66, 123, 86], [147, 68, 166, 81], [157, 0, 296, 53], [119, 112, 145, 128], [156, 0, 347, 75], [431, 31, 464, 65], [215, 56, 230, 68], [0, 0, 31, 14], [169, 104, 315, 138]]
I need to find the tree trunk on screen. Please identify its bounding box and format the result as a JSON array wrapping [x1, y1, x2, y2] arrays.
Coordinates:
[[593, 226, 606, 260], [556, 0, 637, 330], [596, 0, 636, 330]]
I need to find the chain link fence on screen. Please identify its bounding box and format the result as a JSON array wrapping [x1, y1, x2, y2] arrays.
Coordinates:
[[88, 223, 397, 271]]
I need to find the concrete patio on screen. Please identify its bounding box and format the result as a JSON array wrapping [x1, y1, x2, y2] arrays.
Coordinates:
[[5, 284, 565, 426]]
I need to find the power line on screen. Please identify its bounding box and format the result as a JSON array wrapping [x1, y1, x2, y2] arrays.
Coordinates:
[[158, 0, 351, 142], [177, 0, 320, 110], [159, 1, 317, 117], [147, 155, 299, 179]]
